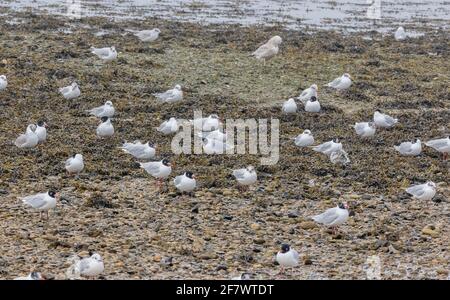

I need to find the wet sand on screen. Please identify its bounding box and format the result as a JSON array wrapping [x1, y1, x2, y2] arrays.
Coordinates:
[[0, 13, 449, 279]]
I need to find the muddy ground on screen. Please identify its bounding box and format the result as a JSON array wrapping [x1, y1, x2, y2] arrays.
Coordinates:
[[0, 13, 449, 279]]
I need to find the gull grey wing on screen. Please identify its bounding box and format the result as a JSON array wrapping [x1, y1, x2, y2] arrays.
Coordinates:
[[141, 162, 160, 175], [384, 115, 397, 125], [354, 123, 366, 135], [78, 259, 91, 273], [397, 142, 412, 153], [174, 176, 183, 186], [65, 157, 73, 167], [292, 249, 299, 261], [92, 48, 110, 56], [232, 169, 247, 180], [406, 184, 426, 196], [327, 77, 341, 88], [425, 139, 447, 149], [22, 194, 47, 208], [313, 142, 332, 152], [14, 134, 27, 147], [312, 208, 339, 225]]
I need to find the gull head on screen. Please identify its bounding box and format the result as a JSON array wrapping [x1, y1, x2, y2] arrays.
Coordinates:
[[174, 84, 182, 90], [303, 129, 312, 135], [247, 165, 255, 172], [333, 138, 340, 143], [48, 190, 57, 198], [280, 243, 290, 254], [105, 100, 113, 106], [30, 272, 45, 280], [100, 116, 109, 123], [368, 122, 376, 128], [37, 120, 48, 128], [91, 253, 103, 262], [162, 158, 171, 167], [338, 202, 349, 210], [210, 114, 220, 119], [343, 73, 351, 79], [311, 84, 318, 91], [309, 96, 318, 102], [426, 181, 436, 189], [240, 273, 251, 280], [71, 82, 78, 88], [154, 28, 161, 33], [111, 46, 116, 52], [75, 154, 83, 160], [0, 75, 6, 80], [185, 171, 195, 179], [270, 35, 282, 46]]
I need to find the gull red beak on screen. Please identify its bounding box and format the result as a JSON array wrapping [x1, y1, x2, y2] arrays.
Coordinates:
[[44, 122, 49, 128]]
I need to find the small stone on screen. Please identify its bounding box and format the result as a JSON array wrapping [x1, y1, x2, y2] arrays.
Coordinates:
[[299, 221, 317, 230], [224, 215, 233, 221], [153, 254, 162, 262], [421, 225, 439, 238], [253, 238, 265, 245], [250, 223, 261, 230]]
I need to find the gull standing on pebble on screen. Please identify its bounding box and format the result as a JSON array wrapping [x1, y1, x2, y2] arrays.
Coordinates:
[[406, 181, 436, 201], [21, 191, 59, 220], [134, 28, 161, 42], [276, 244, 299, 274], [153, 84, 183, 103], [91, 46, 117, 62], [140, 159, 172, 189], [282, 98, 297, 114], [120, 141, 156, 160], [251, 35, 282, 65], [425, 136, 450, 160], [312, 202, 349, 234], [325, 73, 352, 91], [59, 82, 80, 100], [65, 154, 84, 176], [232, 166, 257, 191], [294, 129, 314, 147], [298, 84, 318, 104], [174, 171, 197, 194], [312, 139, 342, 156], [87, 101, 115, 118], [157, 117, 179, 135], [96, 116, 114, 138], [394, 139, 422, 156], [395, 26, 407, 41], [35, 120, 48, 143], [304, 96, 321, 112], [0, 75, 7, 90], [15, 124, 39, 149], [353, 122, 376, 138], [373, 110, 398, 128]]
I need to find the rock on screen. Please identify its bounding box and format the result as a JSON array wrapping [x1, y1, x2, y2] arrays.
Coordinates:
[[288, 211, 299, 218], [153, 254, 162, 262], [253, 238, 265, 245], [299, 221, 317, 230], [250, 223, 261, 230], [421, 225, 439, 238]]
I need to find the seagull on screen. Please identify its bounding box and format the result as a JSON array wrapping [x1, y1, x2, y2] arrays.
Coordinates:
[[406, 181, 437, 201], [192, 114, 221, 132], [353, 122, 376, 137], [59, 82, 80, 100], [231, 273, 251, 280], [153, 84, 183, 103], [87, 101, 115, 118], [73, 252, 105, 279], [157, 117, 180, 135], [276, 244, 299, 274], [36, 120, 48, 143], [373, 110, 398, 128], [15, 124, 39, 149], [202, 138, 233, 154], [425, 136, 450, 160], [140, 159, 172, 188], [14, 272, 46, 280], [298, 84, 318, 104], [0, 75, 7, 90], [120, 141, 156, 160], [65, 154, 84, 176], [312, 139, 342, 156], [312, 202, 349, 234], [394, 26, 407, 41], [197, 129, 227, 142], [294, 129, 314, 147], [282, 98, 297, 114], [394, 139, 422, 156], [251, 35, 282, 64], [232, 166, 257, 191], [91, 46, 117, 62], [96, 116, 114, 138], [21, 190, 59, 220], [330, 149, 350, 165], [304, 96, 321, 112], [174, 171, 196, 194], [134, 28, 161, 42], [325, 73, 352, 91]]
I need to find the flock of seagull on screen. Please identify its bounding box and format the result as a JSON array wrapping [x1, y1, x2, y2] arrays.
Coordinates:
[[1, 25, 449, 280]]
